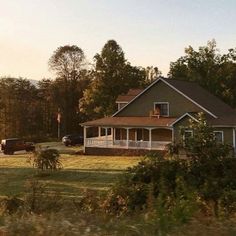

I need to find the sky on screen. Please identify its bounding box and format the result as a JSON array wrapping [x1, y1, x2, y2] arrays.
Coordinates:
[[0, 0, 236, 80]]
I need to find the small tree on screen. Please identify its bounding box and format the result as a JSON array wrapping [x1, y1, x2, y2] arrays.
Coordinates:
[[31, 148, 62, 171], [172, 113, 233, 216], [172, 112, 232, 160]]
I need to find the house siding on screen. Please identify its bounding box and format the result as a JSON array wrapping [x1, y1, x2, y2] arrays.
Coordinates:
[[212, 127, 234, 146], [152, 129, 172, 141], [114, 128, 172, 142], [173, 116, 234, 146], [115, 80, 204, 117], [173, 116, 191, 143]]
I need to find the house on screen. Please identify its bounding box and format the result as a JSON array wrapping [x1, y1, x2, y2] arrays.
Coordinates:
[[81, 77, 236, 155]]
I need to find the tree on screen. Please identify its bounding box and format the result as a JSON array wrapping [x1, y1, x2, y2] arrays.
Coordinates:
[[177, 113, 232, 159], [79, 40, 147, 118], [0, 77, 40, 140], [37, 79, 57, 137], [145, 66, 162, 82], [48, 45, 88, 134], [177, 113, 234, 216], [49, 45, 85, 78], [168, 40, 236, 107]]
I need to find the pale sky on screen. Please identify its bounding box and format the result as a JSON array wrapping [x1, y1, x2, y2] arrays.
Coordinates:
[[0, 0, 236, 80]]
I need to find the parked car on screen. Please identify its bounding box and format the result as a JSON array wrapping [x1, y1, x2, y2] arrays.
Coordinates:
[[1, 138, 35, 155], [62, 134, 84, 146]]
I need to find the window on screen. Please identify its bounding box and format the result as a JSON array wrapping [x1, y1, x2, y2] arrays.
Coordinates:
[[213, 131, 224, 144], [182, 129, 193, 146], [117, 102, 128, 110], [184, 130, 193, 141], [154, 102, 169, 116]]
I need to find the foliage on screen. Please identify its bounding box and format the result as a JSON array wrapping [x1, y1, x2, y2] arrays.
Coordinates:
[[3, 211, 236, 236], [0, 39, 161, 139], [73, 189, 102, 213], [79, 40, 149, 118], [169, 39, 236, 108], [30, 148, 62, 171], [48, 45, 90, 134], [101, 114, 236, 220], [1, 152, 236, 235], [0, 197, 24, 215], [0, 77, 40, 140], [48, 45, 85, 78], [179, 113, 232, 159], [24, 179, 63, 214]]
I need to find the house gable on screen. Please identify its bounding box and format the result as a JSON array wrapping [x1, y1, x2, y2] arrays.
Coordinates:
[[170, 113, 199, 126], [114, 79, 209, 118]]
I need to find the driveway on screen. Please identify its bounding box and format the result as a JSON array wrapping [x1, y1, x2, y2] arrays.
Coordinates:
[[0, 142, 83, 157]]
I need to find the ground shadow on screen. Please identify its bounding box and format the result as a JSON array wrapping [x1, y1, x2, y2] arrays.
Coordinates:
[[0, 167, 125, 198]]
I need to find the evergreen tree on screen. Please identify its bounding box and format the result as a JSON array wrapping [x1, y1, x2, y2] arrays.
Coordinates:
[[80, 40, 147, 118]]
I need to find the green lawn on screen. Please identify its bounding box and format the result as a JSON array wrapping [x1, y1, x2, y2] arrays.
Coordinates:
[[0, 154, 141, 199]]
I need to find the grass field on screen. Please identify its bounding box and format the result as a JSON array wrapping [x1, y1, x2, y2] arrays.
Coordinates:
[[0, 153, 141, 199]]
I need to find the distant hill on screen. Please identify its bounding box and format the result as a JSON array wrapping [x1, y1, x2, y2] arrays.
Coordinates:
[[28, 79, 40, 87]]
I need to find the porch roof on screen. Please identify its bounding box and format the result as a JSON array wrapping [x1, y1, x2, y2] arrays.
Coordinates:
[[81, 116, 177, 128]]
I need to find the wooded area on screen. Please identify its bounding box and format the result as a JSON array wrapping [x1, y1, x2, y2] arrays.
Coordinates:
[[0, 39, 235, 140]]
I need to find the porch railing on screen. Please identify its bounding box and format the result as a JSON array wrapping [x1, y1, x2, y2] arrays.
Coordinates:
[[85, 138, 171, 150]]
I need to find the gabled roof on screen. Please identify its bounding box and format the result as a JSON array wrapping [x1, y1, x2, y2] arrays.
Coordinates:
[[163, 78, 234, 118], [170, 112, 199, 126], [116, 89, 143, 103], [113, 77, 236, 119], [81, 116, 177, 128], [207, 115, 236, 127]]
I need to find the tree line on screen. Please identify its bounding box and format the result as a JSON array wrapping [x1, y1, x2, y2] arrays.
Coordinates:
[[0, 40, 160, 140], [0, 39, 235, 141]]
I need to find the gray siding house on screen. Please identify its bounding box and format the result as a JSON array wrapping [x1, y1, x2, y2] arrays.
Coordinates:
[[81, 77, 236, 155]]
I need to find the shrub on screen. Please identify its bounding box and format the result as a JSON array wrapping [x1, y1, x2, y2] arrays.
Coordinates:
[[30, 148, 62, 171], [103, 178, 148, 216], [0, 197, 24, 215], [24, 179, 63, 214], [73, 189, 102, 213]]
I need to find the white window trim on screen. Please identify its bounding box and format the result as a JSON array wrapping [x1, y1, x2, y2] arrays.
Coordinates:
[[117, 102, 128, 111], [213, 131, 224, 144], [184, 129, 193, 140], [153, 102, 169, 117]]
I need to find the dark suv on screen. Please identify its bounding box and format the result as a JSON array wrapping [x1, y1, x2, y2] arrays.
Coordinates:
[[62, 134, 83, 146], [1, 138, 35, 155]]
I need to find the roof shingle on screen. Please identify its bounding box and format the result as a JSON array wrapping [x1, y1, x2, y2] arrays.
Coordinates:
[[81, 116, 177, 127]]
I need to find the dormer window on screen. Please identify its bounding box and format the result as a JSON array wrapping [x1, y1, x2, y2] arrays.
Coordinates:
[[117, 102, 128, 111], [154, 102, 169, 117]]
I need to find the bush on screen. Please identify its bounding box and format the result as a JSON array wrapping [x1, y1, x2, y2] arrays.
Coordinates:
[[103, 179, 148, 216], [30, 148, 62, 171], [24, 179, 63, 214], [0, 197, 24, 215], [102, 150, 236, 219]]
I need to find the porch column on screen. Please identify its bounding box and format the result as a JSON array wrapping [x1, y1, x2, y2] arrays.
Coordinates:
[[98, 127, 101, 137], [135, 130, 137, 141], [83, 126, 87, 151], [126, 128, 130, 149], [171, 128, 174, 143], [105, 127, 108, 147], [113, 128, 116, 141], [148, 128, 153, 150], [233, 128, 236, 154]]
